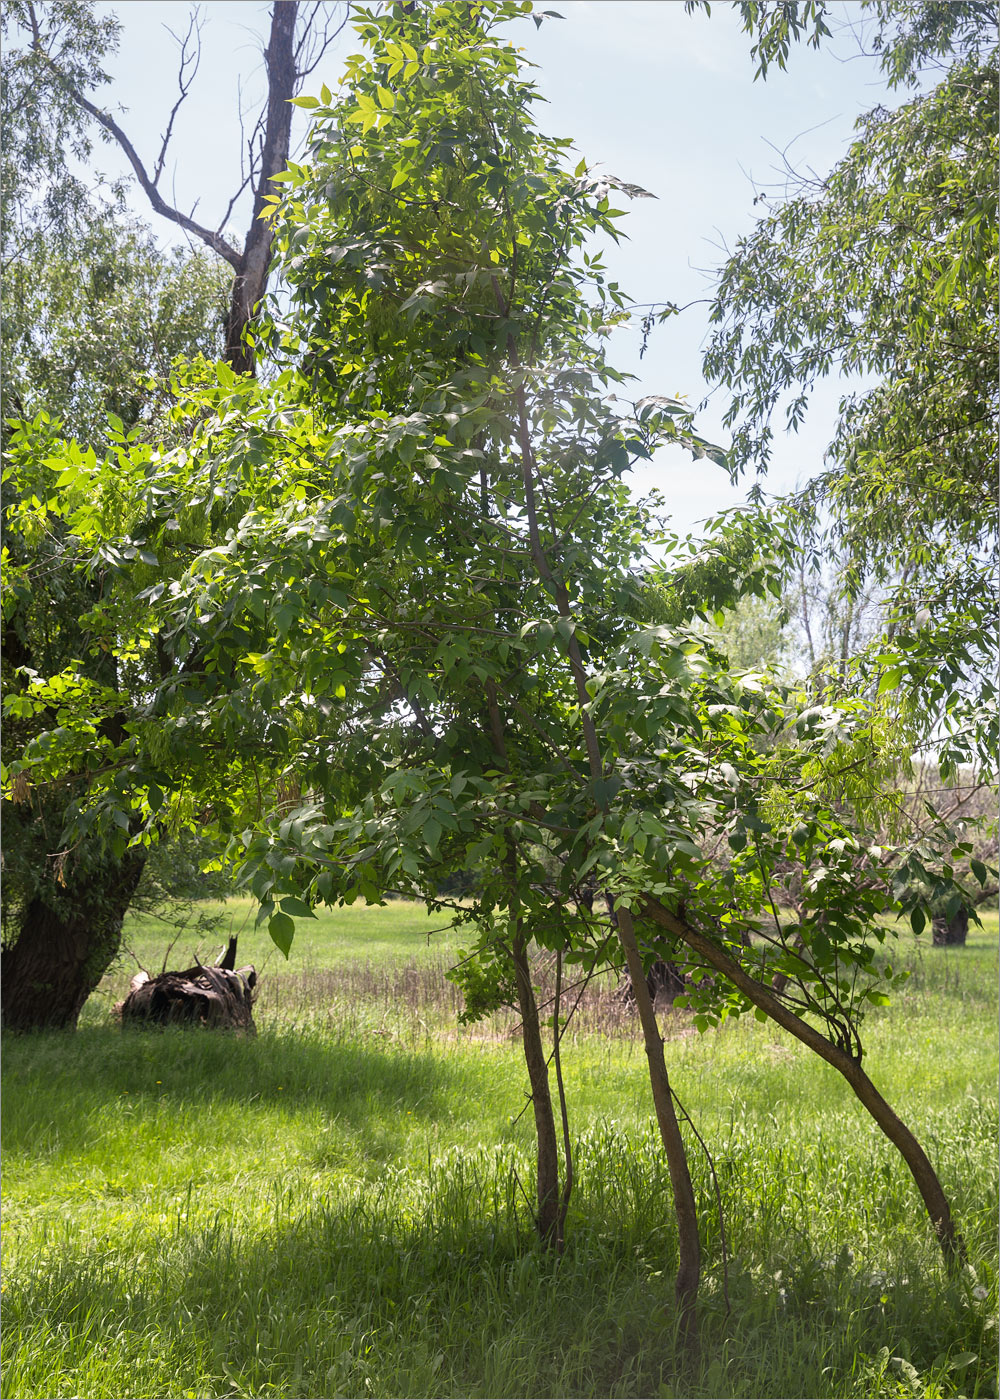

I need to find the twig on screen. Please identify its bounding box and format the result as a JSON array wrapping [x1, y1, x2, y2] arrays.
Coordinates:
[[670, 1083, 731, 1318]]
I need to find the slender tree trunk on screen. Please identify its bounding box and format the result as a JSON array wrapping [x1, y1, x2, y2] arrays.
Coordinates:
[[615, 904, 700, 1337], [512, 929, 563, 1248], [486, 679, 564, 1248], [506, 362, 702, 1332], [641, 894, 964, 1265], [2, 849, 145, 1030]]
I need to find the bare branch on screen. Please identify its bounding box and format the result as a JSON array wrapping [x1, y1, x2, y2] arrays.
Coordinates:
[[152, 6, 204, 187], [295, 2, 350, 80], [28, 32, 242, 269], [217, 92, 263, 237]]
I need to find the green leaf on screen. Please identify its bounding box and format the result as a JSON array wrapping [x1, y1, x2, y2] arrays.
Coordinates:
[[592, 775, 622, 807], [877, 667, 905, 696], [279, 895, 316, 919], [948, 1353, 978, 1372], [268, 909, 295, 957]]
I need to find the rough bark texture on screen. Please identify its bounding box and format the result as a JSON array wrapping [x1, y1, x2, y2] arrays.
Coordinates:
[[512, 930, 562, 1248], [641, 894, 964, 1265], [117, 960, 257, 1032], [1, 849, 145, 1031], [224, 2, 298, 373]]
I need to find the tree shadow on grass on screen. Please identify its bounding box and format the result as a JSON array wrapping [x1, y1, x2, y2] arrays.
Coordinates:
[[3, 1166, 992, 1400], [1, 1022, 491, 1159]]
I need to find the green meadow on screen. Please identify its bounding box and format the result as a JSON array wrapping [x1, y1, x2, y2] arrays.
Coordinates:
[[3, 902, 997, 1399]]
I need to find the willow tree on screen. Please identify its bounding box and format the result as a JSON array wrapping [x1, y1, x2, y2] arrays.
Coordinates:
[[700, 0, 998, 777], [1, 0, 343, 1029]]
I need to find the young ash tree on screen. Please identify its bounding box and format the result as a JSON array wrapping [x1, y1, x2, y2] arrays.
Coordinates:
[[6, 2, 974, 1344]]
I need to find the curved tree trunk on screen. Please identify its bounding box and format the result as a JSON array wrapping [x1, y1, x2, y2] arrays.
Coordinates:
[[641, 894, 964, 1265], [2, 849, 145, 1030]]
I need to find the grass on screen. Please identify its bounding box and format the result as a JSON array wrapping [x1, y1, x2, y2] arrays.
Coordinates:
[[2, 903, 997, 1399]]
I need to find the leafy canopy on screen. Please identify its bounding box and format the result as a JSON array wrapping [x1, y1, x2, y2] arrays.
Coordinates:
[[4, 0, 986, 1050]]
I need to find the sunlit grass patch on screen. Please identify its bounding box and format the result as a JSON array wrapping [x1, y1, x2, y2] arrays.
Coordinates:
[[4, 902, 997, 1398]]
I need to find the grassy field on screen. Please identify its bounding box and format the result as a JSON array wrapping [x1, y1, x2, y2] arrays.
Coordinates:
[[3, 901, 997, 1399]]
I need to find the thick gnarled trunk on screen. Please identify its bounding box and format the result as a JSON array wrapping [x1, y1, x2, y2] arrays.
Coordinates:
[[932, 907, 969, 946], [1, 850, 145, 1031]]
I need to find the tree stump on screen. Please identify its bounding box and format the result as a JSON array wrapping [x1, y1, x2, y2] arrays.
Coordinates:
[[115, 958, 258, 1032]]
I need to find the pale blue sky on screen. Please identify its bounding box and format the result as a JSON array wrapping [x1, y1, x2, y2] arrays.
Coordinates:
[[90, 0, 890, 535]]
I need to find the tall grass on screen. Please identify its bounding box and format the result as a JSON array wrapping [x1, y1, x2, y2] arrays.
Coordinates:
[[3, 906, 996, 1398]]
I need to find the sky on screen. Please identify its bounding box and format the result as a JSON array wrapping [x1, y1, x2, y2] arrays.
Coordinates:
[[86, 0, 893, 536]]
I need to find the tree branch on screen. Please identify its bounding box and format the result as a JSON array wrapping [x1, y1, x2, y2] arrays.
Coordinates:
[[153, 7, 204, 188], [30, 41, 242, 268]]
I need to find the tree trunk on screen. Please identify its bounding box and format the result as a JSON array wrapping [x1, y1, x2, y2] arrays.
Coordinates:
[[932, 907, 969, 946], [505, 366, 702, 1329], [2, 849, 145, 1031], [117, 959, 257, 1031], [641, 894, 964, 1265], [224, 2, 298, 374], [615, 904, 701, 1340], [512, 929, 563, 1249], [619, 958, 687, 1007]]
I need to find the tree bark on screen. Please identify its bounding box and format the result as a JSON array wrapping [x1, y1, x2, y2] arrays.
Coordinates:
[[641, 894, 964, 1265], [224, 2, 298, 373], [932, 907, 969, 946], [2, 848, 145, 1030], [615, 904, 700, 1339], [485, 678, 565, 1249], [512, 929, 563, 1248]]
